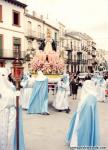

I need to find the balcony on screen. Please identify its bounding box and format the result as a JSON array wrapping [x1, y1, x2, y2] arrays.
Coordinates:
[[71, 61, 77, 65], [59, 33, 65, 40], [65, 59, 72, 64], [65, 59, 88, 65], [0, 49, 26, 60], [81, 46, 88, 52], [81, 59, 87, 64], [13, 50, 26, 59], [25, 30, 36, 40], [65, 49, 72, 52], [36, 32, 45, 41], [65, 59, 78, 65], [25, 30, 45, 41]]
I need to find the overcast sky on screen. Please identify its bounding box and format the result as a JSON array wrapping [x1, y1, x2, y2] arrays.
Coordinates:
[[22, 0, 108, 50]]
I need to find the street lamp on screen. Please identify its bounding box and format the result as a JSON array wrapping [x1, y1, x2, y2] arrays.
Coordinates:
[[0, 44, 25, 150], [77, 51, 82, 74], [65, 41, 73, 73], [11, 54, 23, 150], [70, 41, 73, 73], [0, 54, 24, 150]]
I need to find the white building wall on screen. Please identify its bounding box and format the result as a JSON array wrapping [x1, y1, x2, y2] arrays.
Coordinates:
[[0, 1, 25, 58], [0, 28, 24, 56], [24, 13, 59, 52], [1, 1, 24, 32], [24, 15, 43, 36], [58, 22, 65, 52]]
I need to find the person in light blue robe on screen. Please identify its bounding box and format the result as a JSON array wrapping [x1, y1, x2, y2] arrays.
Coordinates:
[[53, 73, 70, 113], [20, 74, 35, 109], [93, 75, 106, 102], [28, 71, 49, 115], [0, 68, 25, 150], [99, 77, 106, 102], [66, 80, 100, 147]]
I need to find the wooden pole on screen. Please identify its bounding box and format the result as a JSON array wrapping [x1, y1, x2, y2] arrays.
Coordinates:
[[16, 81, 20, 150]]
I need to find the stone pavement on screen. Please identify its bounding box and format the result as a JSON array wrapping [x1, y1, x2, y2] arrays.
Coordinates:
[[23, 92, 108, 150]]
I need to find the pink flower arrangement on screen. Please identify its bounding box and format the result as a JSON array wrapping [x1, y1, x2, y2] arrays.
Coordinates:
[[30, 51, 64, 74]]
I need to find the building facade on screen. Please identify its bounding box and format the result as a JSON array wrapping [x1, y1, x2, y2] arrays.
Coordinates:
[[64, 31, 80, 73], [58, 22, 65, 52], [0, 0, 98, 74], [24, 10, 59, 61], [0, 0, 26, 67], [96, 49, 108, 71], [63, 31, 96, 73]]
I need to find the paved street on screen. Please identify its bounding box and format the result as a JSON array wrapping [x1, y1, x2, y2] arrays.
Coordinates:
[[23, 92, 108, 150]]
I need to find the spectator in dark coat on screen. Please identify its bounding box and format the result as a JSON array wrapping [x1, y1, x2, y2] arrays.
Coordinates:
[[70, 76, 79, 99]]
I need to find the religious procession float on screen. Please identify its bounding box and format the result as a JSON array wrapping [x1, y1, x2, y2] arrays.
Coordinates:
[[31, 51, 64, 75], [30, 28, 65, 92], [30, 28, 64, 81]]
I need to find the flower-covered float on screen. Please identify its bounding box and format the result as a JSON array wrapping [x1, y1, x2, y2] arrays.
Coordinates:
[[31, 51, 64, 75], [30, 28, 65, 93], [30, 28, 64, 79]]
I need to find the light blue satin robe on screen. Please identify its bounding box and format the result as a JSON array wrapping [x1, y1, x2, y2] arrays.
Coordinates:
[[66, 95, 100, 146], [28, 79, 48, 114]]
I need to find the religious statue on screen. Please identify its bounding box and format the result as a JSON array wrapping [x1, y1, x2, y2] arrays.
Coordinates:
[[44, 28, 53, 53], [30, 28, 64, 75]]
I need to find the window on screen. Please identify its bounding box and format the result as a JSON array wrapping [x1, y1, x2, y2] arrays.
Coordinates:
[[0, 34, 3, 57], [54, 32, 57, 41], [28, 21, 32, 35], [62, 29, 64, 36], [62, 41, 64, 47], [13, 37, 21, 58], [28, 40, 32, 49], [38, 25, 41, 38], [0, 5, 2, 22], [28, 21, 32, 30], [13, 10, 20, 26], [74, 55, 76, 61]]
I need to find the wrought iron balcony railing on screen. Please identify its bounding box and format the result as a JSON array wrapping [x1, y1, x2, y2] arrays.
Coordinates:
[[65, 59, 72, 64], [25, 30, 45, 40], [0, 49, 26, 59], [81, 59, 87, 64], [65, 59, 88, 65]]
